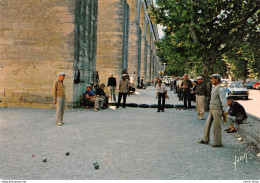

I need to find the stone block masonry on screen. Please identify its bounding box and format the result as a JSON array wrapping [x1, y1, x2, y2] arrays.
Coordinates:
[[96, 0, 129, 85], [0, 0, 98, 108]]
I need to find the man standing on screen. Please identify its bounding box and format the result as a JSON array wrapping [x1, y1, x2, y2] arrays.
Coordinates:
[[116, 74, 129, 108], [85, 85, 104, 112], [198, 74, 228, 147], [53, 72, 66, 126], [173, 77, 179, 94], [225, 97, 247, 133], [177, 77, 183, 101], [181, 74, 193, 110], [156, 79, 167, 112], [107, 73, 116, 103], [195, 76, 207, 120]]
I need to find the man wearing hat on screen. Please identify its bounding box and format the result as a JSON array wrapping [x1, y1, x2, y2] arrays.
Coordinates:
[[116, 74, 129, 108], [52, 72, 66, 126], [198, 74, 228, 147], [195, 76, 207, 120], [107, 73, 117, 103]]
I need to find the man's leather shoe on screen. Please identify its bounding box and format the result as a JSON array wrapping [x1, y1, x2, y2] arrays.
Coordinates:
[[198, 140, 209, 144], [157, 110, 160, 112], [212, 144, 223, 147]]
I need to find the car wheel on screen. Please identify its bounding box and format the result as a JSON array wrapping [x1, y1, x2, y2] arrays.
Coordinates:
[[245, 96, 248, 100]]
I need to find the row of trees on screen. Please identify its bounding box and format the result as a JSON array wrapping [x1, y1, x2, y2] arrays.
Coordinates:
[[149, 0, 260, 82]]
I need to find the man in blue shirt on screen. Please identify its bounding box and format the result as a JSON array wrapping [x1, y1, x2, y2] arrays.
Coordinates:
[[85, 85, 104, 112]]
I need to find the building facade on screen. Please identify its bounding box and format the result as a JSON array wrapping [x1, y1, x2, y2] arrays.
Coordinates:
[[0, 0, 161, 108]]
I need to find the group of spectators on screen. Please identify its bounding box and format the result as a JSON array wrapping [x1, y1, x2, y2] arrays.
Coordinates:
[[84, 73, 132, 111], [155, 73, 248, 147], [53, 72, 248, 148]]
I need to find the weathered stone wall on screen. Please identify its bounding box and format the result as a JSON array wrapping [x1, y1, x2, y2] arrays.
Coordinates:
[[0, 0, 98, 108], [73, 0, 98, 106], [96, 0, 129, 85]]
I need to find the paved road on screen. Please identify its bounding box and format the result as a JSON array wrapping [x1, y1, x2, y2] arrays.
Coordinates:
[[0, 88, 259, 180], [237, 89, 260, 118]]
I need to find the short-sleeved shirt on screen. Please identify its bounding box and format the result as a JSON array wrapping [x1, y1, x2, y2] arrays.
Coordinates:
[[85, 90, 95, 97], [156, 83, 167, 93]]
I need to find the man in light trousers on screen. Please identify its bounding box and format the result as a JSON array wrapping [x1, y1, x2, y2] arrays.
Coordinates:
[[195, 76, 207, 120], [53, 72, 66, 126], [107, 73, 117, 103], [198, 74, 228, 147]]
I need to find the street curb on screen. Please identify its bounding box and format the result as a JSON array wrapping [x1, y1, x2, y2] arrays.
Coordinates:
[[109, 103, 195, 109], [246, 112, 260, 121], [237, 113, 260, 151]]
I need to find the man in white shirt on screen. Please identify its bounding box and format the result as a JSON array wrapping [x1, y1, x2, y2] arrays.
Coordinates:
[[156, 80, 167, 112], [198, 74, 228, 147]]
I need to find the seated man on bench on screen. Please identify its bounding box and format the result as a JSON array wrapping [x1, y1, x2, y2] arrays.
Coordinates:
[[85, 85, 105, 112], [96, 83, 109, 108]]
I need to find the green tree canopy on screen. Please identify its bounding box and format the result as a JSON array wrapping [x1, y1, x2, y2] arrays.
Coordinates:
[[150, 0, 259, 79]]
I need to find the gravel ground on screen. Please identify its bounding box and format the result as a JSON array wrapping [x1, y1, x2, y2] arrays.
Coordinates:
[[0, 87, 259, 180]]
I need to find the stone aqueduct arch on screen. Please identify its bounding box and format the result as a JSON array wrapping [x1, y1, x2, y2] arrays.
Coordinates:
[[96, 0, 161, 86], [134, 0, 160, 85]]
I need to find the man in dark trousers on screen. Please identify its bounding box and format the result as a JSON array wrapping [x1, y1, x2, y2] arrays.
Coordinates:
[[107, 73, 117, 103], [156, 79, 168, 112], [181, 74, 193, 110], [225, 97, 247, 133], [116, 74, 129, 108]]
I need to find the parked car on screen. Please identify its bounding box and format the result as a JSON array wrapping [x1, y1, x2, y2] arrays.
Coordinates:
[[220, 80, 228, 88], [163, 76, 171, 86], [225, 82, 249, 99], [253, 82, 260, 89], [247, 81, 257, 89]]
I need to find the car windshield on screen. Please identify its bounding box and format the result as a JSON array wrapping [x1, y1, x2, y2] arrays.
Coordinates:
[[229, 83, 243, 88]]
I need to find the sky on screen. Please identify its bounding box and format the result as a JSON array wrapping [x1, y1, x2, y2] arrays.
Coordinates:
[[153, 0, 165, 38]]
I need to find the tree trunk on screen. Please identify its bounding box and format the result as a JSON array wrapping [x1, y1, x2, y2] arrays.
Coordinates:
[[202, 57, 215, 111]]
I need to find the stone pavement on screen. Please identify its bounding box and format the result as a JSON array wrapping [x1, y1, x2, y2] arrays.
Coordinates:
[[0, 87, 259, 180]]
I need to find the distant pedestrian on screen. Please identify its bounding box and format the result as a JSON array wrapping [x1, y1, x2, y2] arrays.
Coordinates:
[[195, 76, 207, 120], [177, 77, 183, 100], [107, 73, 117, 103], [140, 77, 144, 88], [173, 77, 179, 94], [52, 72, 66, 126], [225, 97, 247, 133], [170, 76, 174, 91], [198, 74, 228, 147], [156, 80, 167, 112], [181, 74, 193, 110], [137, 76, 141, 88], [129, 74, 136, 94], [116, 74, 129, 108], [154, 77, 160, 88]]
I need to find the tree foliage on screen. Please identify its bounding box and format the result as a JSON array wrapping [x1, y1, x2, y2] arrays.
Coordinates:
[[149, 0, 260, 79]]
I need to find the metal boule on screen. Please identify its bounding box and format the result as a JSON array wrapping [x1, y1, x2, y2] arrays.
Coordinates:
[[93, 161, 99, 169]]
